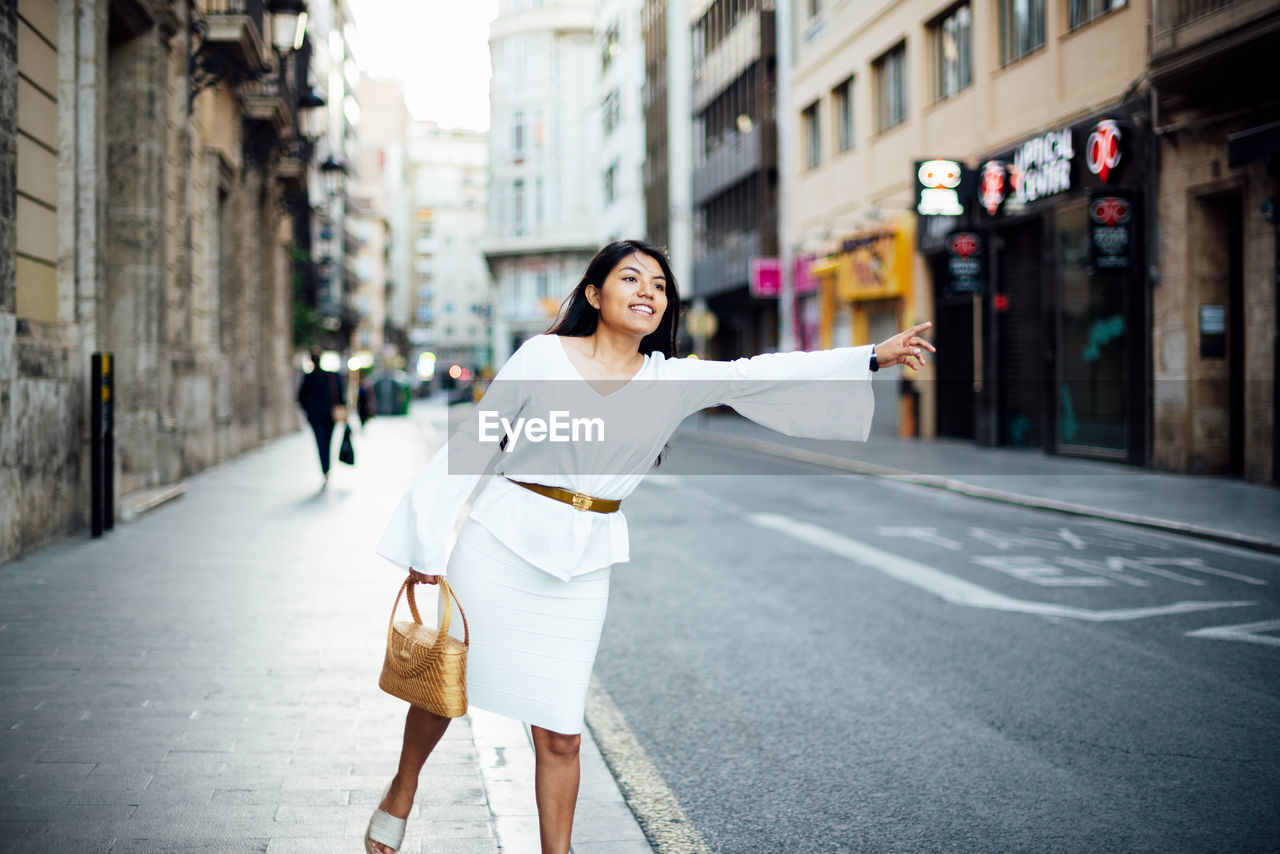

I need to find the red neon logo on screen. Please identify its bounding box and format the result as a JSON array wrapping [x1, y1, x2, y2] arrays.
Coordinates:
[[1089, 196, 1131, 227], [1086, 119, 1122, 184], [979, 162, 1006, 215], [947, 233, 980, 258]]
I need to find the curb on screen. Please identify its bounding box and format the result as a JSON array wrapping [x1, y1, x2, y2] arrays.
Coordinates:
[[120, 482, 186, 521], [679, 429, 1280, 557], [584, 677, 709, 854]]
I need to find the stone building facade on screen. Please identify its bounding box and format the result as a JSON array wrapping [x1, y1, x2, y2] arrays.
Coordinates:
[[1, 0, 315, 563], [1149, 0, 1279, 483]]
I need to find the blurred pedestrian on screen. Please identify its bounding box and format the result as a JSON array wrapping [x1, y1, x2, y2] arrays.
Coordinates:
[[366, 240, 934, 854], [296, 347, 347, 486], [358, 375, 375, 426]]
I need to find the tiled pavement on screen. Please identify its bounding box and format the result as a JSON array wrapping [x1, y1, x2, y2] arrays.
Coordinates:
[[0, 405, 650, 853]]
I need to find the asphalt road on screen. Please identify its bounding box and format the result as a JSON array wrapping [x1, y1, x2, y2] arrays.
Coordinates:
[[592, 438, 1280, 854]]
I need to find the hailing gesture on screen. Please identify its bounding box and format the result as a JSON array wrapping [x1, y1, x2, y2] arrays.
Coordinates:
[[874, 321, 936, 370]]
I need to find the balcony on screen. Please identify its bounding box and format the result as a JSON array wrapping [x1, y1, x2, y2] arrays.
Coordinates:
[[240, 60, 296, 140], [1151, 0, 1280, 88], [692, 121, 774, 205], [201, 0, 268, 77], [689, 231, 762, 299], [691, 9, 774, 113]]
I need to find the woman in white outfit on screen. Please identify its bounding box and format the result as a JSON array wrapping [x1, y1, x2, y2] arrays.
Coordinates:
[[365, 240, 935, 854]]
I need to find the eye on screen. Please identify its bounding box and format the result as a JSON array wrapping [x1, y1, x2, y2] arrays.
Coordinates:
[[654, 283, 665, 291]]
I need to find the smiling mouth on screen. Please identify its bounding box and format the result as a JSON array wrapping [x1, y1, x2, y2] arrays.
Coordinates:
[[629, 304, 655, 317]]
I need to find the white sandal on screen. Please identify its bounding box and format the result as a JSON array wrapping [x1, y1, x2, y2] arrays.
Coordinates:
[[364, 804, 407, 854]]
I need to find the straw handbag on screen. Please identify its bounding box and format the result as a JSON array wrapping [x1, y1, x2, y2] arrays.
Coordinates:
[[378, 575, 469, 717]]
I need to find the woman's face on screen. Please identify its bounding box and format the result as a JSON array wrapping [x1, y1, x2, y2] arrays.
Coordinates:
[[586, 252, 668, 337]]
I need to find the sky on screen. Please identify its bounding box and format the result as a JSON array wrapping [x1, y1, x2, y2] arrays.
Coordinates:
[[348, 1, 499, 132]]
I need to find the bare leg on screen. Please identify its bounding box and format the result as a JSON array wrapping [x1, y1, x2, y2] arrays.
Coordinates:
[[370, 705, 452, 854], [531, 725, 582, 854]]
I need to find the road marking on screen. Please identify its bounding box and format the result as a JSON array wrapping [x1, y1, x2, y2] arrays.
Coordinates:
[[971, 555, 1112, 587], [969, 527, 1068, 551], [749, 513, 1255, 622], [1146, 557, 1268, 586], [877, 526, 964, 550], [585, 677, 713, 854], [1054, 527, 1087, 550], [1186, 620, 1280, 647]]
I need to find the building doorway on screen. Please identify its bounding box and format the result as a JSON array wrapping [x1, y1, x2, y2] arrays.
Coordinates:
[[932, 257, 976, 440], [1192, 192, 1245, 476], [995, 221, 1045, 447]]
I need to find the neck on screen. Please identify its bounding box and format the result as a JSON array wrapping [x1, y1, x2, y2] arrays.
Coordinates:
[[580, 324, 645, 366]]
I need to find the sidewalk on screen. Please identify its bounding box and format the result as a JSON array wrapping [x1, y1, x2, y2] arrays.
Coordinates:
[[0, 404, 649, 853], [678, 411, 1280, 554]]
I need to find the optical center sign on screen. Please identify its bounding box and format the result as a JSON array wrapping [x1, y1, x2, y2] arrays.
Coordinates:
[[1013, 128, 1074, 204], [977, 117, 1132, 219]]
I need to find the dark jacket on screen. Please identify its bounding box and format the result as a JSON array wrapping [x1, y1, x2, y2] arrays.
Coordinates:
[[297, 368, 346, 424]]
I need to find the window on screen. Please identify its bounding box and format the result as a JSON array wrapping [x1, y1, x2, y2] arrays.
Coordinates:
[[833, 77, 854, 152], [603, 89, 621, 136], [874, 43, 908, 132], [512, 111, 525, 159], [604, 162, 617, 205], [1000, 0, 1045, 65], [933, 5, 972, 100], [601, 21, 621, 72], [513, 180, 525, 236], [803, 101, 821, 169], [1070, 0, 1125, 28]]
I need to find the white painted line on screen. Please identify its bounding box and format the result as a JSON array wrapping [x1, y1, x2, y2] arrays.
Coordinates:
[[877, 526, 964, 551], [585, 677, 710, 854], [749, 513, 1255, 623], [1055, 527, 1087, 550], [1150, 557, 1268, 586], [1186, 620, 1280, 647]]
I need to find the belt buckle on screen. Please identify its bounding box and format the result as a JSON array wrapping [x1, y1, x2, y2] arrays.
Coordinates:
[[570, 492, 593, 511]]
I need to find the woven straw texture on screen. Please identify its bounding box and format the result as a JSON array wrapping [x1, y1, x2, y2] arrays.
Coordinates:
[[378, 576, 469, 717]]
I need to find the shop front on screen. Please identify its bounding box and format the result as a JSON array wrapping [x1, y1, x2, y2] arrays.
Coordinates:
[[918, 102, 1153, 465], [812, 220, 917, 436]]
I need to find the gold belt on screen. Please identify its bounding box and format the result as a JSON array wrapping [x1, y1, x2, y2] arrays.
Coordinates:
[[506, 478, 621, 513]]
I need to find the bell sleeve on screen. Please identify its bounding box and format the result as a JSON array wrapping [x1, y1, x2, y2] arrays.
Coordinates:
[[673, 346, 876, 441], [375, 344, 532, 575]]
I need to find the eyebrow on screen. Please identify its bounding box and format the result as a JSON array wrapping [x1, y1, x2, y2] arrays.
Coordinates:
[[621, 266, 666, 280]]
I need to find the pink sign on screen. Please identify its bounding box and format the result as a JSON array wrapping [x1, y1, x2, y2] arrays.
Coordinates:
[[750, 257, 782, 297], [792, 253, 819, 295]]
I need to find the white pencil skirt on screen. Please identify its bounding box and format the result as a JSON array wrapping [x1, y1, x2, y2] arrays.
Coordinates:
[[443, 519, 612, 735]]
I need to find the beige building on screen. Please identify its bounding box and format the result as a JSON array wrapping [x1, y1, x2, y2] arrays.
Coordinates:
[[353, 78, 413, 366], [788, 0, 1157, 464], [1, 0, 322, 562]]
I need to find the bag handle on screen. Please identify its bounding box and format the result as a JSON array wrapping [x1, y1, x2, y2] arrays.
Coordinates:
[[384, 575, 469, 678]]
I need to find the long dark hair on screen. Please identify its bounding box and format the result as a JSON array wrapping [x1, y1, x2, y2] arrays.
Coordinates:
[[545, 240, 681, 357]]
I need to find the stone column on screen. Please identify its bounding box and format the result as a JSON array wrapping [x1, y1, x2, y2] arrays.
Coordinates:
[[104, 17, 171, 496], [0, 0, 18, 561], [0, 0, 17, 317]]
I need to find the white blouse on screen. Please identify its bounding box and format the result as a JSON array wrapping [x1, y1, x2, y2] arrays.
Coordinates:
[[376, 333, 875, 581]]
